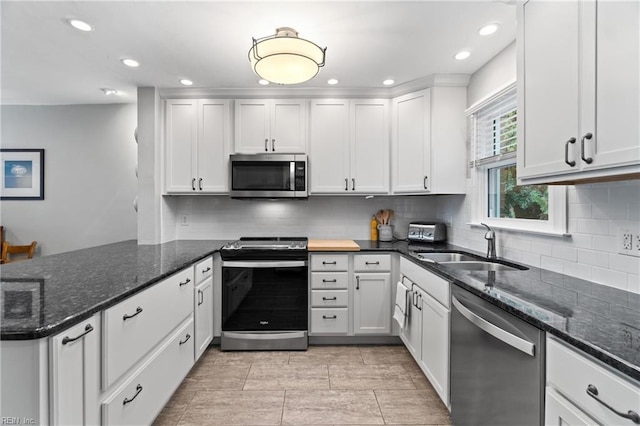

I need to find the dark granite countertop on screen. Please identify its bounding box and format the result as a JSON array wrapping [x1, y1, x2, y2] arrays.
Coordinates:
[[0, 240, 228, 340], [354, 239, 640, 382], [2, 238, 638, 383]]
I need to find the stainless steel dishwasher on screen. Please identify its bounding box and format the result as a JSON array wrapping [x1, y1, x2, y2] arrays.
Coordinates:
[[450, 285, 545, 426]]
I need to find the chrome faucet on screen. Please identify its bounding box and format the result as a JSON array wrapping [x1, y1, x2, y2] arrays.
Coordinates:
[[481, 223, 496, 259]]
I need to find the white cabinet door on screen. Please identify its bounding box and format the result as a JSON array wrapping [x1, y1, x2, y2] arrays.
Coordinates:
[[234, 100, 270, 153], [234, 99, 307, 153], [271, 100, 307, 153], [353, 272, 391, 334], [194, 276, 214, 360], [392, 90, 430, 193], [309, 100, 350, 193], [165, 100, 197, 192], [50, 315, 99, 426], [198, 100, 231, 193], [350, 100, 390, 194], [400, 288, 422, 360], [545, 388, 597, 426], [418, 290, 450, 407], [591, 0, 640, 170]]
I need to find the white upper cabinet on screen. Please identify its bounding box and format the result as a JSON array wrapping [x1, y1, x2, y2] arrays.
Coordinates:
[[165, 99, 231, 193], [517, 0, 640, 184], [234, 99, 307, 153], [391, 87, 466, 194], [309, 99, 389, 194]]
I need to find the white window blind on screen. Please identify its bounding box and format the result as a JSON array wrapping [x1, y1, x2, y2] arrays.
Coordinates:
[[470, 86, 518, 167]]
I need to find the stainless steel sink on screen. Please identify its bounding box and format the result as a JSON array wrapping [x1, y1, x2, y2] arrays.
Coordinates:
[[413, 252, 480, 263], [439, 261, 526, 272]]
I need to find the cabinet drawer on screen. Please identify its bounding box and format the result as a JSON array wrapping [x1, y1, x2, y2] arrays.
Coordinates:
[[547, 337, 640, 426], [102, 318, 194, 426], [311, 308, 348, 334], [354, 254, 391, 271], [400, 257, 450, 308], [311, 272, 349, 289], [311, 254, 348, 271], [103, 267, 194, 388], [194, 256, 213, 285], [311, 290, 348, 307]]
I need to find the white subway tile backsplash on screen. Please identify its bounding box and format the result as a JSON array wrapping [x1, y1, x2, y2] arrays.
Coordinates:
[[570, 203, 592, 219], [576, 218, 610, 236], [563, 261, 592, 281], [592, 266, 629, 291], [540, 256, 564, 274], [629, 274, 640, 294], [609, 254, 640, 275], [551, 245, 578, 262], [577, 249, 609, 269]]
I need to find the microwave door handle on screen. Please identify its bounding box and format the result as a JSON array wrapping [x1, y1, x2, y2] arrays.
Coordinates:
[[290, 161, 295, 191]]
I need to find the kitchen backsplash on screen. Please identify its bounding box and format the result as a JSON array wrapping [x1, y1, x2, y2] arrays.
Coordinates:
[[437, 179, 640, 294], [174, 195, 437, 241]]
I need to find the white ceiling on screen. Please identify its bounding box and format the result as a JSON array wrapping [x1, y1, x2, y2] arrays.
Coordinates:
[[1, 1, 517, 105]]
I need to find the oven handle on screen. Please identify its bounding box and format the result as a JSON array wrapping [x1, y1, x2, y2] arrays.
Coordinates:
[[221, 260, 307, 268], [223, 331, 307, 340]]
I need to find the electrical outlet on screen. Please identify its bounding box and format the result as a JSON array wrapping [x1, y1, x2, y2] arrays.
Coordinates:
[[181, 215, 189, 226], [618, 227, 640, 257]]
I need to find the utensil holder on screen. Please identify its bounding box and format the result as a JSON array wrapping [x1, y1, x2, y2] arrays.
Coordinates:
[[377, 224, 393, 242]]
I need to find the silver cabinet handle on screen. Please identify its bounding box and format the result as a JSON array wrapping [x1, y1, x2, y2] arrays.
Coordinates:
[[62, 324, 94, 345], [264, 138, 268, 151], [365, 261, 380, 265], [123, 306, 143, 321], [322, 296, 337, 301], [345, 178, 348, 191], [272, 138, 275, 151], [586, 384, 640, 424], [179, 277, 191, 287], [322, 315, 337, 319], [192, 178, 196, 191], [581, 132, 593, 164], [352, 178, 355, 191], [452, 296, 535, 356], [565, 137, 577, 167], [322, 278, 337, 283], [423, 176, 428, 189], [322, 261, 337, 265], [123, 384, 143, 406], [198, 178, 203, 191], [355, 275, 360, 290]]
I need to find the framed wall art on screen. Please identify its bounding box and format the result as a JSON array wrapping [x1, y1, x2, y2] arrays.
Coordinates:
[[0, 149, 44, 200]]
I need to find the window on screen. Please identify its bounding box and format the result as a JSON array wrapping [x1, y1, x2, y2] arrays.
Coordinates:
[[468, 83, 566, 235]]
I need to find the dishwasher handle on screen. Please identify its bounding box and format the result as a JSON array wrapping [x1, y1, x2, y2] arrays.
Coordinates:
[[452, 296, 535, 357]]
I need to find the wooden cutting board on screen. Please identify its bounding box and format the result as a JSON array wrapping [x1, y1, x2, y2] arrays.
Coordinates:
[[308, 239, 360, 251]]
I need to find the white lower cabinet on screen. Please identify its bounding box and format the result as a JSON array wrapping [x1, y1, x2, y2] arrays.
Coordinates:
[[194, 275, 214, 361], [545, 336, 640, 426], [50, 314, 100, 426], [353, 272, 391, 335], [399, 257, 450, 407], [102, 318, 195, 425]]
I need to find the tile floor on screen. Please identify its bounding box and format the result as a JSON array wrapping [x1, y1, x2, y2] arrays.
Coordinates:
[[153, 345, 451, 425]]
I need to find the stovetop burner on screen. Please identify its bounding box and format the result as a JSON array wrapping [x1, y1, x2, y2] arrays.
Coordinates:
[[221, 237, 308, 260]]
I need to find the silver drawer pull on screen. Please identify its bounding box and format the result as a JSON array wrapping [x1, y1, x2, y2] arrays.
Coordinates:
[[62, 324, 94, 345], [179, 334, 191, 345], [122, 384, 143, 405], [322, 279, 337, 283], [123, 306, 143, 321], [322, 296, 337, 301], [322, 315, 337, 319], [322, 261, 337, 265], [586, 384, 640, 424], [365, 261, 380, 265], [179, 278, 191, 286]]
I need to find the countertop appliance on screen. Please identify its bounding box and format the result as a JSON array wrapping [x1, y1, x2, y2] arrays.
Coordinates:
[[450, 285, 545, 425], [220, 237, 308, 350], [407, 221, 447, 243], [229, 154, 307, 199]]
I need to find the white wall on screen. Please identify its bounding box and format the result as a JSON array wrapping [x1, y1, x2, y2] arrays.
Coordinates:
[[173, 195, 437, 241], [436, 43, 640, 294], [1, 104, 138, 256]]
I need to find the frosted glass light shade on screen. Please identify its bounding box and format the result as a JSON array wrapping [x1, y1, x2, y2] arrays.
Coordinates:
[[249, 27, 326, 85]]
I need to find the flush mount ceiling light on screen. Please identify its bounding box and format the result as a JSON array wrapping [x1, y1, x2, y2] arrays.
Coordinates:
[[68, 19, 93, 32], [179, 79, 193, 86], [327, 78, 339, 85], [249, 27, 326, 85], [121, 58, 140, 68], [383, 79, 395, 86], [455, 50, 471, 60], [258, 79, 270, 85], [101, 88, 118, 95], [478, 23, 500, 36]]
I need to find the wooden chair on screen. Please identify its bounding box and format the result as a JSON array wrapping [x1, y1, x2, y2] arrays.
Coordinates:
[[1, 241, 37, 264]]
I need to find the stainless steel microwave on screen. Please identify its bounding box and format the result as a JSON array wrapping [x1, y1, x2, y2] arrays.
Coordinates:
[[229, 154, 308, 198]]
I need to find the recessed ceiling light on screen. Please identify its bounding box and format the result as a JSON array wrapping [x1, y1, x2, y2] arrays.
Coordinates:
[[179, 79, 193, 86], [383, 79, 395, 86], [327, 78, 339, 85], [258, 79, 270, 85], [101, 88, 118, 96], [478, 23, 500, 36], [454, 51, 471, 60], [121, 58, 140, 68], [68, 19, 93, 32]]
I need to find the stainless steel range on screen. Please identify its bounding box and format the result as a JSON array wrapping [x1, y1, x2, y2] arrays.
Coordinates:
[[220, 237, 308, 351]]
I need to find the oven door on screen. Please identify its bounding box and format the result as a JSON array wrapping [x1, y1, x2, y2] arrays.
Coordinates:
[[221, 260, 308, 350]]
